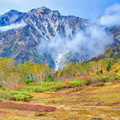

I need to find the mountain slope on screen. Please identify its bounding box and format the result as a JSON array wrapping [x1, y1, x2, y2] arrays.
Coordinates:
[[0, 6, 88, 68], [1, 6, 120, 69], [91, 26, 120, 61], [0, 10, 25, 26]]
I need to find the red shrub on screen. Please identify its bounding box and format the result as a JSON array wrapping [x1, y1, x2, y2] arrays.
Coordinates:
[[103, 72, 117, 76], [0, 102, 56, 112], [0, 110, 7, 114], [81, 75, 91, 81]]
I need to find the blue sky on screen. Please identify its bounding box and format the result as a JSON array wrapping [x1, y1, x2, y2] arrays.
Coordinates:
[[0, 0, 120, 18]]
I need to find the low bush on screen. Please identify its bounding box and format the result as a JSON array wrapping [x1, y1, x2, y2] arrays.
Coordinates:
[[47, 86, 58, 92], [10, 91, 32, 101], [0, 89, 11, 101], [47, 83, 61, 92], [47, 79, 90, 91], [90, 76, 101, 84], [99, 75, 119, 83], [22, 86, 46, 93], [100, 76, 110, 82], [26, 79, 33, 85], [69, 79, 85, 88], [48, 74, 54, 82], [0, 102, 56, 112], [38, 82, 54, 87], [0, 93, 11, 101], [47, 82, 70, 92]]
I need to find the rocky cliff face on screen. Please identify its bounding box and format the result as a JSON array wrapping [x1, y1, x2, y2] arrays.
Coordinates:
[[1, 6, 120, 70], [0, 10, 25, 26], [0, 6, 89, 69]]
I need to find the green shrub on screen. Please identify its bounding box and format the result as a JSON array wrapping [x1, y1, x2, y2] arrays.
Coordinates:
[[96, 71, 100, 75], [12, 94, 31, 101], [0, 89, 10, 94], [39, 82, 54, 87], [106, 62, 111, 71], [47, 82, 69, 92], [100, 69, 103, 74], [84, 80, 91, 85], [26, 79, 33, 84], [47, 82, 65, 92], [48, 74, 53, 82], [47, 86, 58, 92], [23, 86, 46, 92], [0, 89, 11, 101], [60, 72, 63, 77], [114, 75, 120, 80], [10, 91, 32, 101], [100, 76, 110, 82], [0, 93, 10, 101], [107, 75, 120, 82], [55, 82, 66, 90], [55, 73, 57, 77], [73, 73, 75, 77], [69, 80, 85, 88]]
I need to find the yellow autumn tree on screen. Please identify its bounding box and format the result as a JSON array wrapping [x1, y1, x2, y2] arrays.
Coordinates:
[[32, 63, 53, 83], [0, 57, 18, 88]]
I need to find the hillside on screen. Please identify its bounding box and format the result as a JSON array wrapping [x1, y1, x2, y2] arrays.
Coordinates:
[[1, 2, 120, 120], [0, 6, 88, 69], [91, 26, 120, 61], [1, 6, 120, 70], [0, 80, 120, 120]]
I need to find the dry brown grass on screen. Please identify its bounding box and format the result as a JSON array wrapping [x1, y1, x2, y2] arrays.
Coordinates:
[[1, 82, 120, 120]]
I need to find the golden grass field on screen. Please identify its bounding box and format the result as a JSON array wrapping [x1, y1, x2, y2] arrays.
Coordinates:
[[0, 82, 120, 120]]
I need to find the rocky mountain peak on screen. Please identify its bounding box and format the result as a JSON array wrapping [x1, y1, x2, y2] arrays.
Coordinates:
[[0, 7, 89, 69], [29, 6, 51, 15], [8, 10, 21, 14], [52, 10, 61, 18], [0, 9, 25, 26]]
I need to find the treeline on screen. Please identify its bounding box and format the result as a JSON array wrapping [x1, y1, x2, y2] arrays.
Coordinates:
[[1, 57, 120, 88], [0, 57, 53, 88], [55, 58, 119, 79]]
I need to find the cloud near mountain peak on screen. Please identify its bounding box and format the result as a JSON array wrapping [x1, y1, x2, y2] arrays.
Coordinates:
[[0, 21, 26, 32]]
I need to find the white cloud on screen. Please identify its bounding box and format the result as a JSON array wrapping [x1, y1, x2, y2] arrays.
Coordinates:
[[0, 21, 26, 32], [37, 22, 113, 68], [100, 4, 120, 27], [37, 4, 116, 69]]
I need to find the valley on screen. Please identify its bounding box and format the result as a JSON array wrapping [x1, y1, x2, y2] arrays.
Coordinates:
[[1, 3, 120, 120], [0, 81, 120, 120]]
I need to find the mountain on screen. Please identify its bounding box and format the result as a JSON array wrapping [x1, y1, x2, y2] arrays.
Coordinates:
[[0, 10, 25, 26], [1, 6, 120, 70], [89, 26, 120, 62], [0, 6, 88, 69]]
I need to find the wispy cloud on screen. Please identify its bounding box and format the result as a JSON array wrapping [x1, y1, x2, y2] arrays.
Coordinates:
[[37, 23, 112, 61], [0, 21, 26, 32], [37, 4, 119, 69], [100, 4, 120, 27]]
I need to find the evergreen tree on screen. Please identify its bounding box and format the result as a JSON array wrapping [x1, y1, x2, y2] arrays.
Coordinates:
[[100, 69, 103, 74], [106, 61, 111, 71]]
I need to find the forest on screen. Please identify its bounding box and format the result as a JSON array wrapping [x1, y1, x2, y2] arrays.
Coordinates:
[[0, 56, 120, 89]]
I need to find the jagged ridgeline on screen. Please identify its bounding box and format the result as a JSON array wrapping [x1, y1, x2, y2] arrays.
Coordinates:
[[0, 6, 88, 70], [0, 6, 120, 70]]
